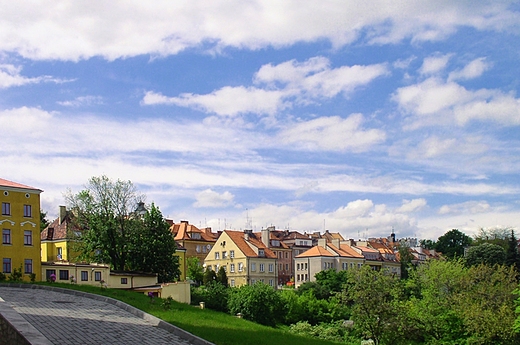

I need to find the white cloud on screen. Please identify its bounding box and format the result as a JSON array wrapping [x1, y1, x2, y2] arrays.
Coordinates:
[[143, 88, 289, 116], [193, 189, 234, 208], [396, 198, 427, 213], [438, 200, 491, 215], [57, 95, 103, 107], [394, 77, 520, 128], [144, 57, 388, 116], [2, 2, 516, 61], [278, 114, 386, 152], [0, 64, 69, 89], [419, 53, 452, 75], [448, 57, 491, 81]]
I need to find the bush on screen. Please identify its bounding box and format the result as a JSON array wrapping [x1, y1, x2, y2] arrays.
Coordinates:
[[0, 272, 6, 282], [288, 321, 359, 344], [7, 266, 23, 282], [191, 281, 230, 312], [228, 282, 284, 327]]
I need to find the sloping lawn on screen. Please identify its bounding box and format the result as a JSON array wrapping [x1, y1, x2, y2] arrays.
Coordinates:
[[32, 282, 341, 345]]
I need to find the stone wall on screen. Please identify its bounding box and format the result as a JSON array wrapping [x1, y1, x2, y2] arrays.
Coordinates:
[[0, 311, 31, 345]]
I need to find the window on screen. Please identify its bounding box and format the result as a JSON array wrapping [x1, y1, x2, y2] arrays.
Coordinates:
[[230, 279, 235, 287], [23, 205, 32, 218], [2, 229, 11, 244], [258, 249, 264, 257], [304, 263, 308, 270], [297, 274, 300, 282], [285, 252, 288, 258], [279, 263, 282, 271], [230, 250, 235, 258], [238, 262, 243, 272], [57, 247, 63, 260], [215, 252, 220, 260], [3, 258, 11, 273], [94, 271, 102, 281], [259, 263, 265, 272], [59, 270, 69, 280], [222, 251, 227, 259], [81, 271, 88, 281], [251, 279, 255, 284], [121, 278, 128, 284], [1, 202, 10, 216], [202, 245, 207, 253], [269, 279, 274, 287], [24, 259, 32, 274], [251, 263, 256, 271], [285, 264, 289, 271], [230, 264, 235, 272], [190, 233, 201, 239], [196, 245, 201, 253], [24, 230, 32, 245], [268, 264, 274, 272], [297, 263, 300, 270], [46, 269, 56, 280]]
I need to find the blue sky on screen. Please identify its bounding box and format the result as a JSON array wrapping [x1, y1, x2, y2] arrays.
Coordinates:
[[1, 1, 519, 240]]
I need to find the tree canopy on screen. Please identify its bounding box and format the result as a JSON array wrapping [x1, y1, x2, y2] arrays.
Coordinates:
[[465, 242, 506, 267], [434, 229, 472, 259]]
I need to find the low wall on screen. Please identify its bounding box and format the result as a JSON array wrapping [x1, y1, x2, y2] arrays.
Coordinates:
[[0, 300, 52, 345]]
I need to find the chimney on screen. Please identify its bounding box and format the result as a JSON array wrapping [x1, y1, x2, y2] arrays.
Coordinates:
[[261, 227, 270, 247], [59, 206, 67, 225], [318, 238, 327, 249], [244, 229, 252, 241]]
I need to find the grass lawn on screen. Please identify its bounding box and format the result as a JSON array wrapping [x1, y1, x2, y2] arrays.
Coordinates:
[[32, 282, 342, 345]]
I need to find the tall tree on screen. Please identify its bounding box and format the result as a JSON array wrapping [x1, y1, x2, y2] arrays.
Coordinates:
[[216, 265, 228, 287], [127, 203, 179, 283], [398, 242, 415, 279], [434, 229, 472, 260], [66, 175, 144, 270], [186, 256, 204, 286], [506, 229, 519, 271], [40, 209, 49, 232]]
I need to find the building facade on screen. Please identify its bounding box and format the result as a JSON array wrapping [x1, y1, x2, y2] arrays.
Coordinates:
[[1, 178, 42, 281]]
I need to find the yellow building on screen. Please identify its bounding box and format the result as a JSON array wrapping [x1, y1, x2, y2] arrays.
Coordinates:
[[1, 178, 42, 281], [41, 206, 80, 262], [170, 220, 218, 265], [174, 242, 187, 281], [204, 230, 278, 288]]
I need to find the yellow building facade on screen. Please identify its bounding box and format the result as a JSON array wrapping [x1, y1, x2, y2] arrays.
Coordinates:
[[1, 178, 42, 282]]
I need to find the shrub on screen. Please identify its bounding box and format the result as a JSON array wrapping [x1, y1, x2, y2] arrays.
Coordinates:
[[0, 272, 6, 282], [191, 281, 230, 312], [288, 321, 359, 344], [8, 266, 23, 282], [227, 282, 284, 327]]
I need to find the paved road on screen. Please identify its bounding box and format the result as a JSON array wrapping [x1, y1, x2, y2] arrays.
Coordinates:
[[0, 286, 203, 345]]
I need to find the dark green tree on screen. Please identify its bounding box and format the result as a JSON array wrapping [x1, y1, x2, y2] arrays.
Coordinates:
[[435, 229, 472, 260], [419, 239, 436, 249], [398, 242, 415, 279], [473, 227, 510, 249], [506, 229, 519, 271], [216, 265, 228, 287], [40, 209, 49, 232], [186, 257, 204, 285], [203, 268, 217, 285], [66, 175, 144, 270], [314, 268, 349, 296], [128, 203, 179, 283], [465, 243, 506, 267]]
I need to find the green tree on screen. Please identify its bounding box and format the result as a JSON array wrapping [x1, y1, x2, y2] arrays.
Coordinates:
[[203, 268, 217, 285], [216, 265, 228, 287], [66, 175, 144, 270], [435, 229, 472, 259], [506, 229, 519, 271], [473, 227, 510, 249], [40, 209, 49, 232], [186, 257, 204, 285], [419, 239, 436, 249], [227, 282, 284, 327], [465, 242, 506, 267], [344, 265, 402, 345], [398, 242, 415, 279], [127, 203, 179, 283], [314, 268, 349, 296]]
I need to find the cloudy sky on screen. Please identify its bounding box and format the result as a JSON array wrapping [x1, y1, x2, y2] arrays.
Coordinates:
[[1, 1, 519, 241]]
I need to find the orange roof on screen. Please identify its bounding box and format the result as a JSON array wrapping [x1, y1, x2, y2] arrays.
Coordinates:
[[0, 178, 41, 191], [224, 230, 276, 259], [170, 221, 217, 242], [335, 244, 365, 258], [296, 245, 335, 258]]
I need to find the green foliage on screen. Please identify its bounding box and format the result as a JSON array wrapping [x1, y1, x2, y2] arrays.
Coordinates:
[[162, 296, 174, 310], [296, 281, 331, 300], [434, 229, 472, 259], [314, 268, 349, 296], [0, 272, 6, 281], [40, 209, 49, 232], [7, 266, 23, 282], [228, 282, 284, 327], [465, 242, 506, 267], [127, 203, 180, 283], [506, 229, 520, 271], [281, 289, 350, 325], [203, 268, 217, 285], [473, 227, 510, 249], [65, 175, 144, 270], [191, 281, 230, 312], [398, 242, 415, 279], [216, 266, 228, 287], [288, 321, 359, 344], [29, 273, 36, 282], [186, 257, 204, 285]]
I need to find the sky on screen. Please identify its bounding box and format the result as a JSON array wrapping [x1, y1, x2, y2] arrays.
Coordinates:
[[1, 1, 519, 241]]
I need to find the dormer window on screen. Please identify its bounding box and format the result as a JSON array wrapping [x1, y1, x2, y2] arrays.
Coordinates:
[[190, 233, 201, 240], [258, 249, 265, 257]]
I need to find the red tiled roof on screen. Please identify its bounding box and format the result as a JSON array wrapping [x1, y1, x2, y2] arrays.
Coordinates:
[[41, 211, 79, 241], [170, 221, 217, 242], [335, 244, 365, 258], [0, 178, 41, 191]]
